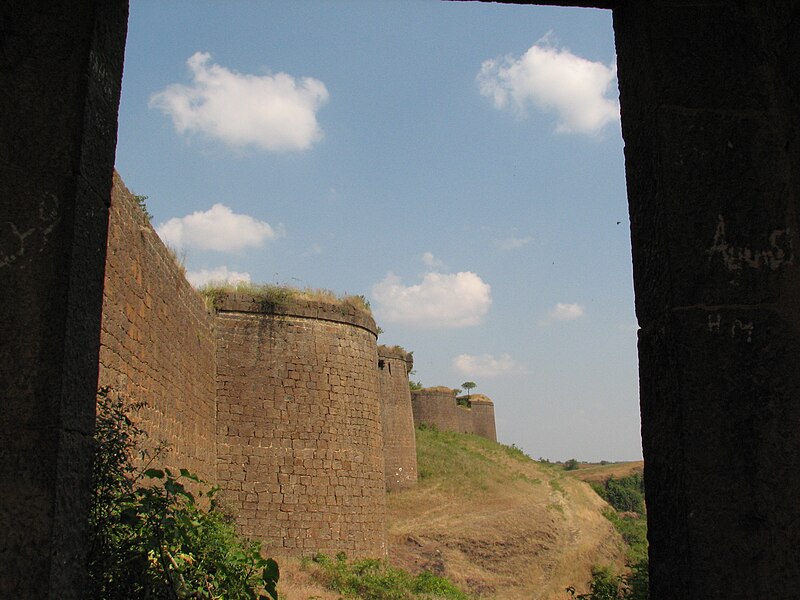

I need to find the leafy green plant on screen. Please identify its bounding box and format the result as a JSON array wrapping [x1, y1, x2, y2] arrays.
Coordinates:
[[455, 396, 471, 408], [134, 194, 153, 222], [460, 381, 476, 399], [563, 458, 580, 471], [566, 562, 648, 600], [592, 473, 645, 515], [566, 566, 623, 600], [591, 473, 647, 564], [88, 387, 279, 599], [408, 369, 423, 391]]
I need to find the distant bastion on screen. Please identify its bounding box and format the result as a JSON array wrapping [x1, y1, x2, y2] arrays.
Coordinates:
[[411, 387, 497, 442], [377, 345, 417, 491]]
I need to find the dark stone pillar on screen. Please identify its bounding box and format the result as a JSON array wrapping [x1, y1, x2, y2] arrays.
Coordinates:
[[0, 1, 128, 597], [614, 2, 800, 598]]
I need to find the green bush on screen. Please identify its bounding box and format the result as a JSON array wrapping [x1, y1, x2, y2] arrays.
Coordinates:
[[593, 474, 645, 515], [602, 509, 648, 565], [566, 562, 648, 600], [88, 388, 278, 599], [570, 471, 649, 599]]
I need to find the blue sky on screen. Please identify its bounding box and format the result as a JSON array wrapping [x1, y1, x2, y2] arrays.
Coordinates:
[[115, 1, 641, 462]]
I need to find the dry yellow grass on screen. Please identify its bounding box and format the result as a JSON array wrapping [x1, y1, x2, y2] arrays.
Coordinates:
[[198, 282, 372, 314], [385, 429, 627, 599], [564, 461, 644, 484], [272, 433, 630, 599]]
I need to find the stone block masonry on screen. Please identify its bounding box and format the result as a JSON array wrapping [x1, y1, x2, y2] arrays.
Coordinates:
[[99, 173, 217, 483], [469, 395, 497, 443], [456, 403, 474, 435], [411, 387, 497, 442], [377, 345, 418, 491], [411, 387, 461, 433], [214, 293, 386, 558], [96, 173, 502, 561]]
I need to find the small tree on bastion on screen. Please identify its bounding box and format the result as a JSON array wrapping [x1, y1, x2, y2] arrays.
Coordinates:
[[461, 381, 477, 399]]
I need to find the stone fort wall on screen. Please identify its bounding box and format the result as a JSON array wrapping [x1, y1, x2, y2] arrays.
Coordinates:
[[96, 172, 496, 559], [411, 387, 497, 442], [214, 293, 386, 557], [377, 345, 418, 491], [468, 395, 497, 443], [98, 174, 217, 483], [411, 387, 461, 433]]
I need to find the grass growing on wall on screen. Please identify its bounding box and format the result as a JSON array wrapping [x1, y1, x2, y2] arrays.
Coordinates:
[[199, 282, 372, 315]]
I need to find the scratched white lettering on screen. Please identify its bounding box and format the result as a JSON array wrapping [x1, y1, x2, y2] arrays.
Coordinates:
[[707, 214, 794, 272]]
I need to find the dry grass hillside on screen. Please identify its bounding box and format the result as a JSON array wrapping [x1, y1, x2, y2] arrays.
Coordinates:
[[564, 461, 644, 485], [276, 429, 628, 599], [386, 428, 626, 599]]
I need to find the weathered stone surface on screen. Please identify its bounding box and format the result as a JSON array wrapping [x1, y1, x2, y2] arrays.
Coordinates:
[[0, 1, 128, 597], [470, 395, 497, 442], [378, 345, 418, 491], [215, 297, 387, 558], [615, 2, 800, 597], [98, 174, 217, 482], [411, 387, 461, 433], [411, 388, 497, 442]]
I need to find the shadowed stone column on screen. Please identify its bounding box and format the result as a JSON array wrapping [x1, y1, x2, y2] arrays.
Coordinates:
[[613, 2, 800, 598], [0, 1, 128, 597]]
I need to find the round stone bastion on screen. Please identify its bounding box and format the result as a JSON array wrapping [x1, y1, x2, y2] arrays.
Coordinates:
[[213, 291, 385, 558], [467, 394, 497, 442], [411, 386, 460, 433], [377, 345, 418, 491]]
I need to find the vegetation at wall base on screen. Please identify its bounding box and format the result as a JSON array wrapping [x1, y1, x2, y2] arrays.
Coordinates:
[[89, 387, 279, 600], [307, 553, 470, 600]]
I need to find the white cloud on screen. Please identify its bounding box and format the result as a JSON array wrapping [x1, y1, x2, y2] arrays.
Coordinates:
[[156, 204, 280, 252], [477, 33, 619, 135], [495, 235, 533, 251], [452, 353, 519, 378], [187, 266, 251, 288], [372, 271, 491, 328], [545, 302, 586, 323], [421, 252, 446, 269], [150, 52, 329, 151]]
